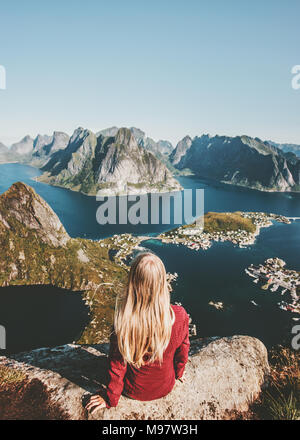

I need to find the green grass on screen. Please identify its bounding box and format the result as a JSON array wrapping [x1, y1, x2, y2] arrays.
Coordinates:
[[251, 346, 300, 420], [164, 211, 257, 238], [203, 212, 256, 233], [261, 384, 299, 420]]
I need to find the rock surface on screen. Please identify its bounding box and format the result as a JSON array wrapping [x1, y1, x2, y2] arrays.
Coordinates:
[[170, 135, 192, 166], [0, 182, 69, 247], [98, 126, 174, 158], [0, 336, 270, 420]]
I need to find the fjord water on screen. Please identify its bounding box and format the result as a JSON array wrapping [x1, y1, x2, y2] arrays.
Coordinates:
[[0, 163, 300, 350], [0, 286, 89, 355]]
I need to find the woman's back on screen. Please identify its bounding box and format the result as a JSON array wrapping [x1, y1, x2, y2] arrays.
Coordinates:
[[106, 304, 190, 407], [86, 253, 191, 412]]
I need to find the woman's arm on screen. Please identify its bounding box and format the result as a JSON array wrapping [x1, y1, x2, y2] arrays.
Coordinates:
[[106, 331, 127, 407], [174, 310, 190, 379], [85, 332, 127, 412]]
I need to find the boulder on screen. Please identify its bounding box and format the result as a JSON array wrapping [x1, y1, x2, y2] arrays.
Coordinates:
[[0, 335, 269, 420]]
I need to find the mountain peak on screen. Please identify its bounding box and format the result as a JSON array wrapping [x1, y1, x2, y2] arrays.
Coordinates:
[[170, 135, 193, 166], [0, 182, 69, 247], [22, 135, 33, 142], [115, 127, 138, 148]]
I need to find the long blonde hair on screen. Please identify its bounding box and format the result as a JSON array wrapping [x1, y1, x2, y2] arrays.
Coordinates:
[[114, 252, 175, 368]]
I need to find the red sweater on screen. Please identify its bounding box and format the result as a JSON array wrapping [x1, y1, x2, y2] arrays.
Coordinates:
[[106, 305, 190, 407]]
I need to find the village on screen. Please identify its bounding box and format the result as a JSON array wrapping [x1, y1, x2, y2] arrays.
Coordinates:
[[158, 212, 291, 252], [96, 212, 292, 260], [245, 258, 300, 316], [95, 213, 298, 319], [98, 233, 144, 268]]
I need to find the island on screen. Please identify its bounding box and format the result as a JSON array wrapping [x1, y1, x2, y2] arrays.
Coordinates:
[[245, 258, 300, 316], [157, 211, 291, 251]]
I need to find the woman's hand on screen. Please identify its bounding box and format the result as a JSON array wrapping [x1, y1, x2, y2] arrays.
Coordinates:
[[85, 394, 107, 412]]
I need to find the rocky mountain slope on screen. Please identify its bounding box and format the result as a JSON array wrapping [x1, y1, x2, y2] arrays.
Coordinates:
[[37, 127, 181, 195], [171, 134, 300, 192], [0, 182, 127, 342], [30, 132, 70, 167], [169, 135, 192, 166], [0, 336, 270, 420], [97, 126, 174, 158], [97, 126, 175, 172]]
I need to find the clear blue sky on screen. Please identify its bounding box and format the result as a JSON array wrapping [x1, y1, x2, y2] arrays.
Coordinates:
[[0, 0, 299, 146]]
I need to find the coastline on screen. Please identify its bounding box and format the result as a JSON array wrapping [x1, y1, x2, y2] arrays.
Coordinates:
[[1, 160, 300, 196], [35, 175, 183, 198]]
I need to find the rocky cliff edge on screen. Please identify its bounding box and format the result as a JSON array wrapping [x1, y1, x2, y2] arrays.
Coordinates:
[[0, 335, 270, 420]]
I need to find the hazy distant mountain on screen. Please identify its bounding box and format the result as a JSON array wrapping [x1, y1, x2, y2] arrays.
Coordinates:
[[37, 127, 181, 195], [129, 127, 174, 157], [31, 132, 70, 166], [172, 134, 300, 192], [157, 140, 174, 156], [0, 142, 7, 153], [1, 132, 70, 167], [10, 136, 34, 156], [0, 142, 10, 162], [266, 140, 300, 158]]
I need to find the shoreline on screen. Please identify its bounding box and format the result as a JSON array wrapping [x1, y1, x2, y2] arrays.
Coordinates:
[[1, 161, 300, 196]]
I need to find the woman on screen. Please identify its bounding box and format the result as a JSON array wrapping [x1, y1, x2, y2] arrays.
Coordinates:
[[86, 252, 190, 412]]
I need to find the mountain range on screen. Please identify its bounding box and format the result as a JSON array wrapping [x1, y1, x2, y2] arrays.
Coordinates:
[[170, 135, 300, 192], [0, 127, 181, 195], [1, 127, 300, 193]]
